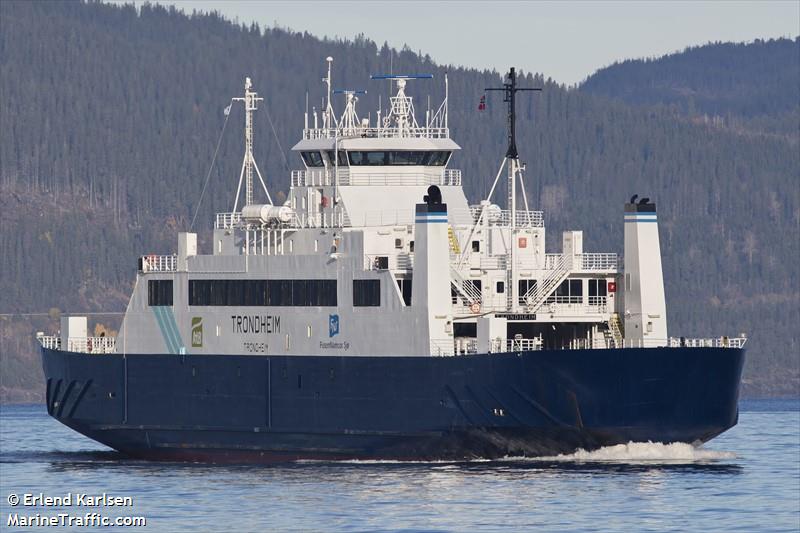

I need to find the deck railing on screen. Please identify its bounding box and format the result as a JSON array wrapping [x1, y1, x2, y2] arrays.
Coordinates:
[[290, 168, 461, 187], [139, 254, 177, 272], [303, 126, 450, 140], [37, 335, 116, 354], [581, 253, 619, 271], [447, 335, 746, 355], [468, 206, 544, 228]]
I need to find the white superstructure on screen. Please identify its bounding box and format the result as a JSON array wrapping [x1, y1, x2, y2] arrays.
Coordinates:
[[42, 61, 746, 356]]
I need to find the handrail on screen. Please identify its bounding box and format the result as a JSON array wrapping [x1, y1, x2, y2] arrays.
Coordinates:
[[303, 126, 450, 140], [37, 335, 116, 354], [467, 206, 543, 228], [291, 168, 461, 187], [140, 254, 177, 272], [581, 253, 619, 271]]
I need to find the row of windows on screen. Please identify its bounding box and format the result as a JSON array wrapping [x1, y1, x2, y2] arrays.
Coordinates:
[[299, 150, 452, 168], [148, 279, 385, 308], [188, 279, 338, 307], [348, 151, 451, 166]]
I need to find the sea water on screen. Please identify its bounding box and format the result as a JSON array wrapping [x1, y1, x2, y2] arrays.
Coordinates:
[[1, 400, 798, 532]]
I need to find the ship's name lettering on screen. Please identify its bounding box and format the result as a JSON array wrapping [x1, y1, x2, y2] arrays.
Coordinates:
[[231, 315, 281, 334]]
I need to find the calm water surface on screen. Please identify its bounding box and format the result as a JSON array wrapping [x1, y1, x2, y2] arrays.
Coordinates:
[[1, 400, 798, 532]]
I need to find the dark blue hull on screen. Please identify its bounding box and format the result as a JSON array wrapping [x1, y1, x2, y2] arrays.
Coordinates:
[[41, 347, 744, 462]]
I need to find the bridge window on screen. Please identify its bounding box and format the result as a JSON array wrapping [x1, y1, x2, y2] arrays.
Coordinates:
[[301, 151, 325, 167], [148, 279, 173, 306], [188, 279, 337, 306], [353, 279, 381, 307], [347, 151, 452, 166], [325, 150, 348, 166]]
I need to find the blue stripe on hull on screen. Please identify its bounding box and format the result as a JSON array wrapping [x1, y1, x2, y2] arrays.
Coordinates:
[[41, 347, 744, 462]]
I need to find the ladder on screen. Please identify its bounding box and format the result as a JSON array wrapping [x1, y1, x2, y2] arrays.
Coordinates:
[[447, 226, 461, 254], [522, 253, 573, 312], [450, 267, 481, 307], [608, 312, 624, 348]]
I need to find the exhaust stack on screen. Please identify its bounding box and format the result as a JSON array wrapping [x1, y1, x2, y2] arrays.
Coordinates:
[[623, 197, 668, 346]]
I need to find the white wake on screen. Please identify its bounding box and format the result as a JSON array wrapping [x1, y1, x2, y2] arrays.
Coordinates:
[[531, 441, 736, 463]]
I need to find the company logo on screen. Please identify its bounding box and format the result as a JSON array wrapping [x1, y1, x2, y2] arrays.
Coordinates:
[[191, 317, 203, 347], [329, 314, 340, 338]]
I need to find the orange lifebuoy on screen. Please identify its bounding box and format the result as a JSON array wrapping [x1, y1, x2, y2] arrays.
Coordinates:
[[470, 302, 481, 314]]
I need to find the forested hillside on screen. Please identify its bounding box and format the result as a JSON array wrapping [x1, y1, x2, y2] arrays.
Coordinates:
[[581, 38, 800, 137], [1, 1, 798, 400]]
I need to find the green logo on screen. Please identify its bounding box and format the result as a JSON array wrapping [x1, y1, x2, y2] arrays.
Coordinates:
[[191, 317, 203, 348]]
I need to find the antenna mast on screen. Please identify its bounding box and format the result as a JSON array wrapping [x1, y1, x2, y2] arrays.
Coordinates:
[[323, 56, 335, 133], [232, 77, 272, 211], [485, 67, 541, 310]]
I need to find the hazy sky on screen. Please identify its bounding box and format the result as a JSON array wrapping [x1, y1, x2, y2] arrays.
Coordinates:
[[134, 1, 798, 85]]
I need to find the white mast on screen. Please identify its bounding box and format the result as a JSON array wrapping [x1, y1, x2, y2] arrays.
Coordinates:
[[232, 77, 272, 212], [323, 56, 335, 133]]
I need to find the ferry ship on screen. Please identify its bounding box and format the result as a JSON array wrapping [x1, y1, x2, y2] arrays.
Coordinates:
[[39, 61, 746, 462]]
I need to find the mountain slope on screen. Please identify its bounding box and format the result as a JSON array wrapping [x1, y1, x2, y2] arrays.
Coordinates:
[[580, 38, 800, 137], [0, 1, 797, 400]]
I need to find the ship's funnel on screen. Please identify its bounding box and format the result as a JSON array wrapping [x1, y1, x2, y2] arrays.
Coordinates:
[[623, 198, 668, 346], [413, 186, 454, 355]]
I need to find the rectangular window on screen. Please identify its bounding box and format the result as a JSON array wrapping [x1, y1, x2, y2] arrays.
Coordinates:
[[518, 279, 537, 305], [301, 151, 324, 167], [396, 279, 412, 306], [188, 279, 336, 307], [496, 281, 505, 294], [354, 279, 381, 307], [148, 279, 173, 306], [569, 279, 583, 297], [547, 279, 583, 304], [325, 150, 348, 166], [589, 279, 607, 297]]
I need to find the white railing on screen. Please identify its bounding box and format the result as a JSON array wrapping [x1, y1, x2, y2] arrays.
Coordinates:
[[303, 126, 450, 140], [442, 169, 462, 186], [37, 335, 61, 349], [588, 296, 608, 307], [543, 253, 563, 270], [291, 168, 336, 187], [581, 253, 619, 271], [140, 254, 177, 272], [503, 338, 544, 352], [215, 212, 242, 229], [37, 335, 116, 354], [291, 168, 459, 187], [431, 334, 746, 357], [468, 206, 544, 228], [667, 336, 748, 349]]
